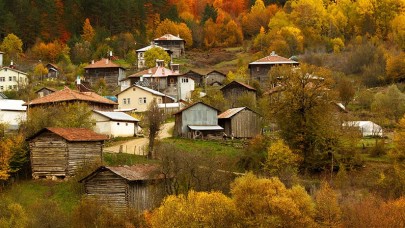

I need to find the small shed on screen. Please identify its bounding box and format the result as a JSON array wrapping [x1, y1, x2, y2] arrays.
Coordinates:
[[181, 70, 204, 87], [343, 121, 383, 137], [35, 86, 57, 98], [28, 127, 108, 179], [221, 81, 257, 107], [218, 107, 262, 138], [92, 110, 139, 138], [173, 102, 223, 138], [79, 164, 166, 213], [205, 70, 226, 86], [46, 63, 59, 79], [0, 99, 26, 131]]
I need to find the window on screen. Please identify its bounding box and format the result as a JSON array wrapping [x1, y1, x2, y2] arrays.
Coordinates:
[[8, 85, 12, 89], [256, 67, 260, 72], [9, 76, 12, 81], [13, 85, 17, 89], [139, 97, 147, 104], [13, 76, 16, 81], [181, 78, 188, 83], [123, 98, 127, 104], [0, 86, 3, 90], [127, 98, 130, 104], [0, 77, 5, 82], [117, 123, 120, 125], [126, 123, 128, 126]]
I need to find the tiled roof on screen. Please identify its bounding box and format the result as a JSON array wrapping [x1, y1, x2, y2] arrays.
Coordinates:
[[154, 34, 184, 41], [221, 81, 256, 91], [136, 44, 170, 52], [31, 127, 108, 141], [80, 164, 164, 182], [84, 58, 124, 69], [218, 107, 245, 119], [0, 67, 28, 75], [249, 54, 298, 65], [93, 110, 139, 122], [126, 66, 180, 78], [25, 87, 117, 106]]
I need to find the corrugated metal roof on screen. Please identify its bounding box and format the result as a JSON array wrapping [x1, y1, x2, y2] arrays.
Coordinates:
[[154, 34, 184, 41], [218, 107, 245, 119], [0, 99, 26, 111], [158, 103, 179, 108], [93, 110, 139, 122], [136, 44, 170, 52], [188, 125, 224, 131]]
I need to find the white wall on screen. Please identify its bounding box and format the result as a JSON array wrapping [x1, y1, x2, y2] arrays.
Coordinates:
[[178, 76, 195, 101], [0, 69, 28, 91], [0, 110, 26, 129]]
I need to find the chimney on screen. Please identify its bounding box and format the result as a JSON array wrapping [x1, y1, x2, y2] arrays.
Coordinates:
[[151, 41, 155, 47], [271, 51, 276, 56], [77, 75, 81, 85], [0, 51, 3, 67], [171, 64, 180, 73], [91, 60, 94, 64], [10, 60, 14, 68], [156, 59, 164, 67], [106, 58, 109, 64]]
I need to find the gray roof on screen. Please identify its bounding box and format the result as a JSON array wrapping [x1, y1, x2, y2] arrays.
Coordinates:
[[93, 110, 139, 122], [0, 99, 26, 111], [136, 44, 170, 52], [188, 125, 224, 131]]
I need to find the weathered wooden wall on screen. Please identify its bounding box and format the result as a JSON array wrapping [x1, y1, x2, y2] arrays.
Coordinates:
[[30, 132, 68, 178], [227, 109, 261, 138], [84, 170, 128, 212], [128, 181, 165, 212], [223, 89, 256, 107], [67, 142, 103, 176]]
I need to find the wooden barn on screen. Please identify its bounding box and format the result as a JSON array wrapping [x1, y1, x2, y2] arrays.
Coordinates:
[[221, 80, 257, 107], [205, 70, 226, 86], [174, 102, 223, 138], [218, 107, 262, 138], [181, 70, 204, 87], [28, 127, 108, 179], [79, 164, 166, 213]]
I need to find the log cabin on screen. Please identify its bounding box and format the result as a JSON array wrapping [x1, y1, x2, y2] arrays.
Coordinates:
[[79, 164, 166, 213], [28, 127, 108, 179]]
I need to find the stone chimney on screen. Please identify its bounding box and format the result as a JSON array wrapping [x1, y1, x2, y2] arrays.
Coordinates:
[[271, 51, 276, 56], [171, 63, 180, 73], [156, 59, 164, 67]]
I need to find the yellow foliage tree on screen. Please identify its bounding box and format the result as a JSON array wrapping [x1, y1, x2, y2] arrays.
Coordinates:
[[0, 137, 13, 180], [81, 18, 95, 42], [264, 139, 301, 178], [151, 191, 238, 228], [315, 181, 342, 227], [155, 19, 193, 48], [231, 173, 316, 227]]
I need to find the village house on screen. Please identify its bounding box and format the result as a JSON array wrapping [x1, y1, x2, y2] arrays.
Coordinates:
[[121, 61, 194, 101], [0, 53, 29, 91], [136, 43, 172, 69], [221, 80, 257, 108], [0, 99, 26, 131], [343, 121, 383, 137], [92, 110, 139, 138], [25, 87, 118, 111], [154, 34, 186, 58], [28, 127, 108, 179], [79, 164, 166, 212], [205, 70, 227, 86], [35, 86, 57, 98], [45, 63, 59, 79], [248, 51, 299, 82], [218, 107, 262, 138], [180, 70, 204, 87], [174, 102, 223, 138], [117, 85, 175, 112], [84, 55, 126, 91]]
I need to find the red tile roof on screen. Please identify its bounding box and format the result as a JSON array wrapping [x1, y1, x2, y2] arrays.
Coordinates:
[[30, 127, 108, 141], [249, 54, 299, 65], [25, 87, 117, 106], [84, 58, 124, 69], [126, 66, 180, 79]]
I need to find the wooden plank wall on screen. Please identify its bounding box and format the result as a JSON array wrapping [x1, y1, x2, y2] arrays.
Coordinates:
[[67, 142, 102, 176], [30, 133, 68, 178], [84, 170, 128, 213], [128, 181, 165, 212], [231, 110, 261, 138]]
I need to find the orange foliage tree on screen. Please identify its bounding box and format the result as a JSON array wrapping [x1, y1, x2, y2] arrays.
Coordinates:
[[155, 19, 193, 47], [30, 40, 70, 63]]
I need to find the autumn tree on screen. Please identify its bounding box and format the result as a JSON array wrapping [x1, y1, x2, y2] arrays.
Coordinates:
[[201, 4, 218, 25], [144, 98, 165, 159], [0, 33, 23, 63], [241, 0, 271, 37], [155, 19, 193, 47], [315, 181, 342, 227], [371, 84, 405, 123], [150, 191, 238, 228], [386, 52, 405, 82], [30, 40, 70, 63], [270, 65, 339, 171], [263, 139, 301, 185], [33, 63, 48, 81], [81, 18, 95, 42], [144, 47, 171, 69], [337, 77, 356, 106], [231, 173, 316, 227], [390, 14, 405, 50]]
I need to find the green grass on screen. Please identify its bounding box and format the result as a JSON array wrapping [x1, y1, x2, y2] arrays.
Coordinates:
[[103, 152, 156, 166], [162, 138, 244, 157], [360, 153, 391, 163], [1, 180, 80, 212]]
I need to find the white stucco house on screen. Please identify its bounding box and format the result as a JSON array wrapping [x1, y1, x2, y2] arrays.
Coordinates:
[[0, 67, 29, 92], [92, 110, 139, 138], [0, 99, 27, 130], [343, 121, 383, 137]]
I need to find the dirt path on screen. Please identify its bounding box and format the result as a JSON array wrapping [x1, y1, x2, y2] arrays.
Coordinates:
[[104, 122, 174, 155]]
